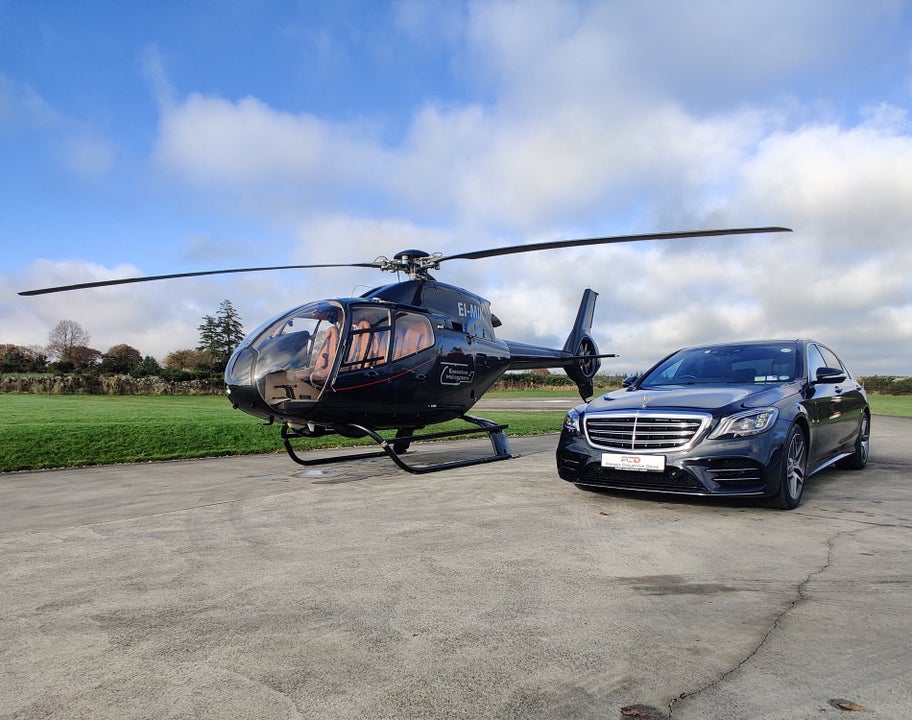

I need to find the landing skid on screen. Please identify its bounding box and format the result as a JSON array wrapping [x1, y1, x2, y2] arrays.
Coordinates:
[[281, 415, 513, 474]]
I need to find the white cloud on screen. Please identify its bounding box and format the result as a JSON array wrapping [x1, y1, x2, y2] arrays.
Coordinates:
[[733, 117, 912, 250], [153, 93, 392, 222], [0, 73, 116, 180], [0, 73, 59, 128], [63, 135, 115, 177]]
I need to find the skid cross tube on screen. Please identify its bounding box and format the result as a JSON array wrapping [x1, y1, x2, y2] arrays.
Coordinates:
[[280, 415, 513, 474]]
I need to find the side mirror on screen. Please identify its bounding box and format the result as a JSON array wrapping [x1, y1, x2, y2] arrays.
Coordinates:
[[622, 375, 638, 387], [815, 366, 846, 384]]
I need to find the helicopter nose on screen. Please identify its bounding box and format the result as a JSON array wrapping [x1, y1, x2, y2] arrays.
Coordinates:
[[226, 382, 263, 413], [225, 346, 255, 386], [224, 346, 261, 411]]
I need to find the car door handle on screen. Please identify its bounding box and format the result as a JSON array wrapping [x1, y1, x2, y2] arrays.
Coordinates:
[[366, 370, 379, 378]]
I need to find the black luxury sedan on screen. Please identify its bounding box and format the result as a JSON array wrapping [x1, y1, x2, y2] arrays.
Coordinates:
[[557, 339, 870, 509]]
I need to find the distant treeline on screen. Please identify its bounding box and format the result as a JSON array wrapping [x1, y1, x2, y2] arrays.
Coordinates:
[[858, 375, 912, 395], [0, 374, 223, 395], [0, 372, 908, 396], [492, 372, 626, 393]]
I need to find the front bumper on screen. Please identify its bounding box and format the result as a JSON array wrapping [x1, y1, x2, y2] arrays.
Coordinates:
[[556, 431, 787, 497]]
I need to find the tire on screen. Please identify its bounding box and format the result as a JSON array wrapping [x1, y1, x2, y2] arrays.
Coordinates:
[[770, 424, 807, 510], [392, 429, 413, 455], [838, 412, 870, 470]]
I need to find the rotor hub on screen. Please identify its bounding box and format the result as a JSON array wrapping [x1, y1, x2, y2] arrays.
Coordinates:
[[375, 249, 442, 280]]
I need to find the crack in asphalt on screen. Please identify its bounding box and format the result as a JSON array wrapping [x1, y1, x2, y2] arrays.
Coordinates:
[[793, 509, 912, 531], [666, 527, 861, 718]]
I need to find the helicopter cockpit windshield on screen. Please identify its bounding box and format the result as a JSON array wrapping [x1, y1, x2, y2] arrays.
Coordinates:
[[248, 301, 345, 408]]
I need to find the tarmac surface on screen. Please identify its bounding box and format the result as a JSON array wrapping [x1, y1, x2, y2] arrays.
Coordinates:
[[1, 413, 910, 720]]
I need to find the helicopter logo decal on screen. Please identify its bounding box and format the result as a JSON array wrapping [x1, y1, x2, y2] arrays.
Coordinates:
[[440, 362, 475, 386]]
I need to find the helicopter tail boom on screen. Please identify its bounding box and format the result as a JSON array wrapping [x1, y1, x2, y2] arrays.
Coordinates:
[[504, 289, 604, 400]]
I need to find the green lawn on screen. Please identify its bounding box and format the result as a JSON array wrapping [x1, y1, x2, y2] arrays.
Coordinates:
[[1, 392, 907, 473], [868, 394, 912, 418], [0, 394, 565, 472]]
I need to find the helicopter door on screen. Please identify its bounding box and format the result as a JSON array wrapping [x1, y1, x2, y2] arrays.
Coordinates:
[[335, 306, 392, 387], [383, 310, 437, 406]]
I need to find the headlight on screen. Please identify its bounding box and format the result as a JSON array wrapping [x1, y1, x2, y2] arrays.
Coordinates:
[[563, 406, 584, 434], [708, 407, 779, 439]]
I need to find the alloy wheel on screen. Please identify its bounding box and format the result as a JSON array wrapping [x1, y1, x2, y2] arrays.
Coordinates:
[[786, 429, 807, 500], [859, 414, 870, 465]]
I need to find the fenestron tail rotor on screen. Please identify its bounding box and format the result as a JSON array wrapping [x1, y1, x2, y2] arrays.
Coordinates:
[[19, 226, 791, 295]]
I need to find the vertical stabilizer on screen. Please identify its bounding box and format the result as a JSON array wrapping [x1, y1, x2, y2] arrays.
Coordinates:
[[564, 289, 601, 400]]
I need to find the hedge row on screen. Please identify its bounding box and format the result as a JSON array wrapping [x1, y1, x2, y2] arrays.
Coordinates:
[[857, 375, 912, 395]]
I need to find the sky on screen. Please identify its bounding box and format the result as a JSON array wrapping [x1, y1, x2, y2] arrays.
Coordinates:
[[1, 0, 911, 376]]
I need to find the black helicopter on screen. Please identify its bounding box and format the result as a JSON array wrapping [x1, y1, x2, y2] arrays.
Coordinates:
[[20, 226, 789, 473]]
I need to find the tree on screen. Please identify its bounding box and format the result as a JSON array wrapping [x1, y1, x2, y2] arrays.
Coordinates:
[[164, 348, 212, 372], [101, 344, 143, 375], [47, 320, 91, 364], [197, 315, 219, 360], [26, 346, 49, 372], [197, 299, 244, 372], [137, 355, 162, 377], [0, 344, 33, 373], [69, 346, 102, 371]]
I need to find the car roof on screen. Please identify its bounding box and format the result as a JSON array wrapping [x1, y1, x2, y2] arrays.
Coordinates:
[[677, 339, 807, 351]]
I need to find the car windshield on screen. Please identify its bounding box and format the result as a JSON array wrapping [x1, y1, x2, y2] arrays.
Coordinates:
[[640, 343, 799, 387]]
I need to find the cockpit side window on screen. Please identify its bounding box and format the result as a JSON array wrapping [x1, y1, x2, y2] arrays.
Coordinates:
[[391, 311, 435, 360], [340, 306, 392, 372]]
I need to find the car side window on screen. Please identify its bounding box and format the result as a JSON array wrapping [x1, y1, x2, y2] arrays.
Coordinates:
[[818, 345, 847, 375], [807, 345, 827, 379]]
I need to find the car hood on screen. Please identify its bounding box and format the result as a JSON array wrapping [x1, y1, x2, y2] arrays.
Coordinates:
[[588, 383, 798, 414]]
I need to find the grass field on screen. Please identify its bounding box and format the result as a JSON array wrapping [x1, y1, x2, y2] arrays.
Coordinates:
[[0, 394, 566, 472], [867, 394, 912, 418], [1, 392, 907, 473]]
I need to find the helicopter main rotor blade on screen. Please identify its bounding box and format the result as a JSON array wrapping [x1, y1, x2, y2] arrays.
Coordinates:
[[436, 226, 791, 263], [18, 262, 382, 296]]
